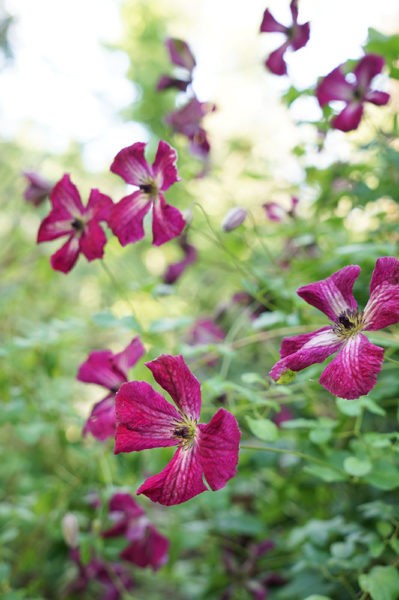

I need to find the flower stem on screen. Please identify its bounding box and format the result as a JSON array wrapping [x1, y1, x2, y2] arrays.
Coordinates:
[[99, 259, 143, 333]]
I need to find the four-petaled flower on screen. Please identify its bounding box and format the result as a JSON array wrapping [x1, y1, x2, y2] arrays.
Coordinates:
[[260, 0, 310, 76], [102, 492, 169, 570], [156, 37, 196, 92], [77, 337, 145, 441], [114, 354, 241, 505], [317, 54, 390, 131], [269, 257, 399, 399], [109, 141, 185, 247], [37, 174, 113, 273]]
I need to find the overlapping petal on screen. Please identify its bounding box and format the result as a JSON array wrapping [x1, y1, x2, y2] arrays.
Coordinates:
[[114, 381, 180, 453], [269, 327, 342, 381], [109, 192, 152, 246], [152, 195, 186, 246], [137, 445, 207, 506], [146, 354, 201, 420], [83, 395, 116, 441], [79, 220, 108, 261], [198, 408, 240, 490], [297, 265, 360, 321], [319, 334, 384, 399]]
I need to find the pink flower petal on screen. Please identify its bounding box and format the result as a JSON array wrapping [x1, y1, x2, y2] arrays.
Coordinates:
[[265, 43, 290, 76], [50, 235, 80, 273], [114, 381, 180, 453], [113, 337, 145, 378], [120, 525, 170, 570], [37, 211, 74, 242], [259, 8, 287, 34], [77, 350, 125, 390], [364, 257, 399, 330], [109, 492, 144, 517], [291, 21, 310, 50], [316, 67, 354, 106], [50, 174, 85, 217], [297, 265, 360, 321], [354, 54, 385, 90], [156, 74, 190, 92], [151, 141, 180, 191], [198, 408, 240, 490], [319, 334, 384, 399], [269, 327, 342, 381], [137, 444, 207, 505], [111, 142, 151, 186], [79, 220, 107, 261], [109, 191, 152, 246], [145, 355, 201, 421], [151, 194, 186, 246], [83, 395, 116, 441], [165, 38, 196, 71], [87, 188, 114, 221], [365, 90, 390, 106], [332, 102, 364, 132]]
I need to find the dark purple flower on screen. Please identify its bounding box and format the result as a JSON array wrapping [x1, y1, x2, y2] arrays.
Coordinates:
[[156, 38, 196, 92], [270, 257, 399, 399], [37, 174, 113, 273], [102, 492, 170, 570], [77, 337, 145, 441], [163, 233, 198, 284], [114, 354, 241, 506], [317, 54, 390, 131], [109, 141, 185, 247], [22, 171, 53, 206], [165, 97, 216, 160], [260, 0, 310, 76]]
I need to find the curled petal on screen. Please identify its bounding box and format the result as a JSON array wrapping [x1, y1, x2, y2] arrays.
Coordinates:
[[50, 235, 80, 273], [146, 354, 201, 421], [198, 408, 240, 491], [79, 220, 107, 261], [114, 381, 180, 453], [152, 194, 186, 246], [77, 350, 125, 390], [265, 43, 290, 76], [332, 103, 364, 132], [137, 445, 207, 506], [297, 265, 360, 321], [152, 141, 180, 191], [319, 334, 384, 399], [83, 395, 116, 441], [259, 8, 287, 34], [111, 142, 151, 186], [269, 327, 342, 381], [109, 191, 152, 246]]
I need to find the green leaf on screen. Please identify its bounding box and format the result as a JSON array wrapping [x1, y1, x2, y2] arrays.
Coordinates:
[[359, 566, 399, 600], [343, 456, 372, 477], [246, 417, 279, 442]]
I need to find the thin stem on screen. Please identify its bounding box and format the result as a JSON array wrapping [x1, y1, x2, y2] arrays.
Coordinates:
[[99, 259, 143, 333]]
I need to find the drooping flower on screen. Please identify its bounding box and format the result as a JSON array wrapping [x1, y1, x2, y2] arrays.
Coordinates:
[[260, 0, 310, 76], [114, 354, 241, 505], [37, 174, 113, 273], [109, 141, 185, 247], [263, 196, 299, 222], [316, 54, 390, 132], [77, 337, 145, 441], [22, 170, 53, 206], [269, 257, 399, 399], [162, 233, 198, 284], [156, 38, 196, 92], [102, 492, 169, 570], [165, 96, 216, 161]]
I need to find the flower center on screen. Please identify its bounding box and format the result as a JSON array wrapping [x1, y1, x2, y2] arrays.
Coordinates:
[[71, 217, 85, 233], [173, 417, 197, 449], [333, 309, 364, 339], [139, 180, 158, 196]]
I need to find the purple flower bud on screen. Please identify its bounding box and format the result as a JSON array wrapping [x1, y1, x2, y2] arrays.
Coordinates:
[[221, 207, 247, 232]]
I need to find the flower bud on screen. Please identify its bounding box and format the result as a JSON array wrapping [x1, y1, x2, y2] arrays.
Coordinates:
[[221, 207, 247, 232], [61, 512, 79, 548]]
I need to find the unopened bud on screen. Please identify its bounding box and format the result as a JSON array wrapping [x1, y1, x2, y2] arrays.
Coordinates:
[[221, 207, 247, 232], [61, 512, 79, 548]]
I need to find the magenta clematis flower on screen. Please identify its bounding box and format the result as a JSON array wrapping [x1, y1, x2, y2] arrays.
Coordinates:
[[156, 38, 196, 92], [260, 0, 310, 76], [162, 233, 198, 284], [102, 492, 170, 570], [109, 141, 185, 247], [165, 96, 216, 160], [317, 54, 390, 132], [77, 337, 145, 441], [22, 171, 53, 206], [269, 257, 399, 399], [37, 174, 113, 273], [114, 354, 241, 506]]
